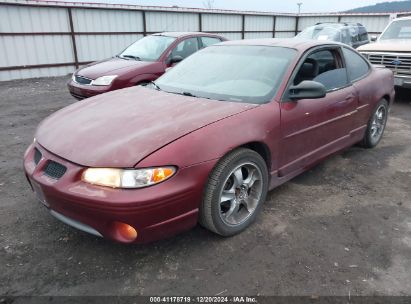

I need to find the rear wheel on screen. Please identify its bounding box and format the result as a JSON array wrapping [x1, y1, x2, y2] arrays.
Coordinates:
[[360, 99, 388, 148], [199, 148, 268, 236]]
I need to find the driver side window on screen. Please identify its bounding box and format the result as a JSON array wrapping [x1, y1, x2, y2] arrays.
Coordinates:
[[294, 49, 349, 91], [170, 38, 199, 60]]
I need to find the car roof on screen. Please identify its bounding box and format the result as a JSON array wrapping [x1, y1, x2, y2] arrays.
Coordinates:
[[219, 38, 346, 51], [153, 32, 221, 38], [312, 22, 364, 28]]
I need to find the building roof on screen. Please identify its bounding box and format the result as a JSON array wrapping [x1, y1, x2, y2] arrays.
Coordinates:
[[4, 0, 411, 16]]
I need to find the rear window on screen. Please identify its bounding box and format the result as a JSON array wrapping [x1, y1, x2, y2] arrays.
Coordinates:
[[296, 25, 341, 42]]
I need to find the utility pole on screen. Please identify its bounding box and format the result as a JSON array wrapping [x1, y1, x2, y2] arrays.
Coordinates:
[[297, 3, 303, 14], [203, 0, 215, 9]]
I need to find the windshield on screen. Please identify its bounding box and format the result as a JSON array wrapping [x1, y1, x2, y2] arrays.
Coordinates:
[[119, 35, 176, 61], [297, 25, 341, 42], [155, 45, 297, 104], [380, 19, 411, 40]]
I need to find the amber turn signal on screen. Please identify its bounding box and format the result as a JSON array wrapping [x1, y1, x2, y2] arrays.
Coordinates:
[[152, 167, 175, 183], [113, 222, 138, 242]]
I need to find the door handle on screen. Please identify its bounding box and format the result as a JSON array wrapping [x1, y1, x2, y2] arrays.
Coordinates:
[[344, 94, 355, 101]]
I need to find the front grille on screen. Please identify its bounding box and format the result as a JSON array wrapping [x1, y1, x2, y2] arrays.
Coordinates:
[[366, 52, 411, 76], [74, 75, 92, 85], [44, 160, 67, 179], [34, 148, 42, 165], [70, 91, 86, 100]]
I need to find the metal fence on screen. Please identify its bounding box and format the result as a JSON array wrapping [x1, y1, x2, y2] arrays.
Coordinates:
[[0, 0, 408, 81]]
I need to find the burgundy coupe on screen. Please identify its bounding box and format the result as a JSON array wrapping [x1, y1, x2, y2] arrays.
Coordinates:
[[24, 39, 394, 244], [68, 32, 226, 100]]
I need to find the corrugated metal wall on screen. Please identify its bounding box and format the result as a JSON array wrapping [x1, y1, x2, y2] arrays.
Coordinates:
[[275, 16, 297, 37], [146, 12, 199, 32], [0, 1, 398, 81], [0, 4, 74, 80], [71, 8, 145, 63]]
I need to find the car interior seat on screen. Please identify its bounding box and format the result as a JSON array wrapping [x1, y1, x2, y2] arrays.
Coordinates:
[[181, 40, 197, 58], [294, 58, 320, 85]]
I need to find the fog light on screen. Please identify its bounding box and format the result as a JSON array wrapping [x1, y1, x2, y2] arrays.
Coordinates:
[[113, 222, 137, 242]]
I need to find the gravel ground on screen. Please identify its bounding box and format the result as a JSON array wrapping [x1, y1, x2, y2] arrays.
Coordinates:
[[0, 76, 410, 297]]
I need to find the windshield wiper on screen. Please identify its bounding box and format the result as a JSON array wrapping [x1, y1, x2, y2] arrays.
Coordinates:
[[182, 91, 196, 97], [177, 91, 213, 99], [122, 55, 142, 61], [150, 81, 161, 91], [164, 90, 215, 100]]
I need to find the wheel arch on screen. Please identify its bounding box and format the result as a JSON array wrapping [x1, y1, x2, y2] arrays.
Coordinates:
[[239, 141, 271, 171], [382, 94, 391, 105]]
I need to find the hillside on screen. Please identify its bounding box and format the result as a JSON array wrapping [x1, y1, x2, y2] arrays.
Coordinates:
[[347, 0, 411, 13]]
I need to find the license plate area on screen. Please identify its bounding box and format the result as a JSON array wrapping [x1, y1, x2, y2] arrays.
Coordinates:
[[30, 179, 49, 207], [394, 77, 404, 86], [71, 86, 81, 95]]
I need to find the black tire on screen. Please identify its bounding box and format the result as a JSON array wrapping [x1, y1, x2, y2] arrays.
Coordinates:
[[360, 99, 389, 149], [199, 148, 269, 236]]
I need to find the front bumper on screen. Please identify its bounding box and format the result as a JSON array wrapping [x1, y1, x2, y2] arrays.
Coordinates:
[[23, 143, 214, 244], [394, 75, 411, 89], [67, 80, 112, 100]]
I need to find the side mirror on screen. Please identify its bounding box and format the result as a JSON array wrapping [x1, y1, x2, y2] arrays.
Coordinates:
[[169, 55, 183, 65], [289, 81, 326, 100], [370, 35, 378, 42]]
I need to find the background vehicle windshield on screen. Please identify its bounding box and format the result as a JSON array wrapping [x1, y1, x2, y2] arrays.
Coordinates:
[[380, 19, 411, 40], [297, 25, 341, 41], [120, 35, 176, 61], [155, 45, 297, 104]]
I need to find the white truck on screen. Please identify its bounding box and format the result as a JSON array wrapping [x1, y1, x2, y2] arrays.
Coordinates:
[[359, 16, 411, 89]]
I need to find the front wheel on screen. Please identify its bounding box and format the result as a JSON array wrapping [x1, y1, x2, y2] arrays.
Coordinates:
[[199, 148, 269, 236], [360, 99, 389, 148]]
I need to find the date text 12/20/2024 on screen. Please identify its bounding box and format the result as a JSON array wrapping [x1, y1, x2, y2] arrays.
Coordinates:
[[149, 297, 257, 303]]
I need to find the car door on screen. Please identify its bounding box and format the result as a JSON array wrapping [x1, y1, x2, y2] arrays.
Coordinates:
[[341, 47, 374, 130], [278, 47, 358, 177]]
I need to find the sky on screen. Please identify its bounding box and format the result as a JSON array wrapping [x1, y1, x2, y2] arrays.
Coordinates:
[[60, 0, 395, 13]]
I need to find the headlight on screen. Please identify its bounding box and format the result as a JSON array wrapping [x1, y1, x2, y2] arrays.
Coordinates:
[[82, 167, 176, 188], [91, 75, 117, 86]]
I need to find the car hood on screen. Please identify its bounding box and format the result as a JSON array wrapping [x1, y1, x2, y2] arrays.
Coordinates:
[[77, 58, 157, 79], [358, 39, 411, 52], [36, 87, 258, 167]]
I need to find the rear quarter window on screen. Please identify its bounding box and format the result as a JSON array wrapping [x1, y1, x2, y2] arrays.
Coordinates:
[[342, 47, 370, 82]]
